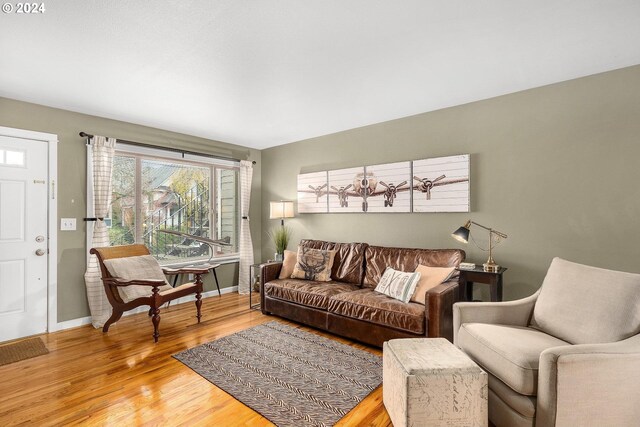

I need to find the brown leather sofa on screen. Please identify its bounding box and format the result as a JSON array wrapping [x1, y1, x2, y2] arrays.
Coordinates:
[[260, 239, 465, 347]]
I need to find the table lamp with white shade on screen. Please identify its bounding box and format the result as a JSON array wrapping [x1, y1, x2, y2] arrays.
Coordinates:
[[269, 200, 295, 261]]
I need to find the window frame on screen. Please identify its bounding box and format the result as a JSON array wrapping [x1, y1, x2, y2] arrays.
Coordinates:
[[112, 143, 241, 266]]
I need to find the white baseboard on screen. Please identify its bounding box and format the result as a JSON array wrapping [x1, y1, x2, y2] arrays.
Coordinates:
[[54, 315, 94, 331], [51, 286, 238, 333]]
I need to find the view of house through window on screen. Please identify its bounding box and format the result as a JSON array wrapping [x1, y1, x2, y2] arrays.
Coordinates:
[[108, 150, 239, 264]]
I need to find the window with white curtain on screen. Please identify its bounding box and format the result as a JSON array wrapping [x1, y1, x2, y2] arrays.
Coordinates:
[[107, 144, 240, 265]]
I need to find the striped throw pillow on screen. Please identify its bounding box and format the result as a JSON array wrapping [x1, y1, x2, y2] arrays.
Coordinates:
[[374, 267, 421, 303]]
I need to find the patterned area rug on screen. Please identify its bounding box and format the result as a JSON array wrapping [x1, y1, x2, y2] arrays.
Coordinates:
[[0, 337, 49, 367], [174, 322, 382, 427]]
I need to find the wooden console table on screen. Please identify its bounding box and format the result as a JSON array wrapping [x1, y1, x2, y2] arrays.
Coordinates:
[[458, 266, 507, 302]]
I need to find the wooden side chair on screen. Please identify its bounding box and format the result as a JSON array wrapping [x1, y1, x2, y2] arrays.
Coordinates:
[[90, 244, 210, 342]]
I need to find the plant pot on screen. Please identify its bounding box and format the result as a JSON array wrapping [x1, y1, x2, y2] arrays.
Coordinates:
[[275, 252, 284, 262]]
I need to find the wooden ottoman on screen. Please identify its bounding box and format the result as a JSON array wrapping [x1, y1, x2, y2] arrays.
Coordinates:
[[383, 338, 488, 427]]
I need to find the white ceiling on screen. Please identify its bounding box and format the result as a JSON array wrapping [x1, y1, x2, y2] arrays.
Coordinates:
[[1, 1, 640, 149]]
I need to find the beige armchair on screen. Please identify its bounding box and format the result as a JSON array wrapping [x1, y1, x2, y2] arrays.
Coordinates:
[[453, 257, 640, 427]]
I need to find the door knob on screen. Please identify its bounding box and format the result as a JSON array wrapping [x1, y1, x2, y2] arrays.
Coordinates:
[[35, 249, 46, 256]]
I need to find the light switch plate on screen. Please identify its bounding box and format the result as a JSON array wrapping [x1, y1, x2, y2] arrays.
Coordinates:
[[60, 218, 76, 231]]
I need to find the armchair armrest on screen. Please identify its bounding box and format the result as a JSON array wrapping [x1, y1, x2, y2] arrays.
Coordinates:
[[103, 277, 166, 288], [537, 334, 640, 426], [453, 291, 539, 345], [426, 280, 460, 341], [260, 262, 283, 314]]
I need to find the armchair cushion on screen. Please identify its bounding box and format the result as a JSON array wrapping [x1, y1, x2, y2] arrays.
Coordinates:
[[488, 372, 536, 420], [457, 323, 568, 395], [530, 257, 640, 344], [103, 255, 172, 302]]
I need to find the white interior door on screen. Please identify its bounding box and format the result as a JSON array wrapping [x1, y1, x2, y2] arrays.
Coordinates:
[[0, 135, 48, 342]]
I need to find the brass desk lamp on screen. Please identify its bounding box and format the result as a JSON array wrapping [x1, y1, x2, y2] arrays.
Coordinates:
[[452, 220, 508, 272]]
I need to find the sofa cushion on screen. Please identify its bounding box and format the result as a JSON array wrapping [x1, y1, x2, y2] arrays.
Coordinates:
[[264, 279, 359, 310], [300, 239, 368, 285], [328, 288, 425, 334], [364, 245, 464, 287], [374, 267, 421, 303], [457, 323, 569, 396], [530, 257, 640, 344]]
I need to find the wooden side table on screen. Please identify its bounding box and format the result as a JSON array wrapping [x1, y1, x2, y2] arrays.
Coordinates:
[[458, 266, 507, 302], [168, 263, 222, 295]]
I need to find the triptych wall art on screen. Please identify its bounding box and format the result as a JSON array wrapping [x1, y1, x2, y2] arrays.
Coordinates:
[[297, 154, 470, 213]]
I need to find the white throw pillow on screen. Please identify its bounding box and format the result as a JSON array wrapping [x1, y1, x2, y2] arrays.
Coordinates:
[[374, 267, 421, 303]]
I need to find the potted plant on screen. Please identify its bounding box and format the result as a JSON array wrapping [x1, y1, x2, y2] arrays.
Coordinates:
[[268, 226, 292, 262]]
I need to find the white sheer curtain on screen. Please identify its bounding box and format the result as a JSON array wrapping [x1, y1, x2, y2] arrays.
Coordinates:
[[238, 160, 254, 294], [84, 136, 116, 328]]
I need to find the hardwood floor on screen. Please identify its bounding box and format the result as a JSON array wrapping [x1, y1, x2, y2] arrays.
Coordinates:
[[0, 293, 391, 426]]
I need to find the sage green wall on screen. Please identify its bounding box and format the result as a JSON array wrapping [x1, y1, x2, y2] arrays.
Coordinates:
[[261, 65, 640, 300], [0, 97, 262, 322]]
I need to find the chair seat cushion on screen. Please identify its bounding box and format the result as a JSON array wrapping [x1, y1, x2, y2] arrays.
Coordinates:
[[120, 282, 196, 303], [328, 288, 425, 334], [103, 254, 173, 303], [264, 279, 359, 310], [457, 323, 569, 395], [488, 372, 537, 419]]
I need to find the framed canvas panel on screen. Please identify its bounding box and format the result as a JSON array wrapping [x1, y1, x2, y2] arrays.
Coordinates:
[[328, 167, 365, 213], [297, 171, 328, 213], [412, 154, 470, 212], [365, 161, 411, 213]]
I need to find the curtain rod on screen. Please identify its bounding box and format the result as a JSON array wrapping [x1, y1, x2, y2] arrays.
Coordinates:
[[79, 132, 256, 164]]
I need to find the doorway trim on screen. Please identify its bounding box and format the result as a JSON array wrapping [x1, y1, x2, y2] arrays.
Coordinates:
[[0, 126, 58, 334]]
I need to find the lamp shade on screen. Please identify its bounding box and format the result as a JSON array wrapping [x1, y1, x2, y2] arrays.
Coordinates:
[[451, 221, 471, 243], [270, 200, 295, 219]]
